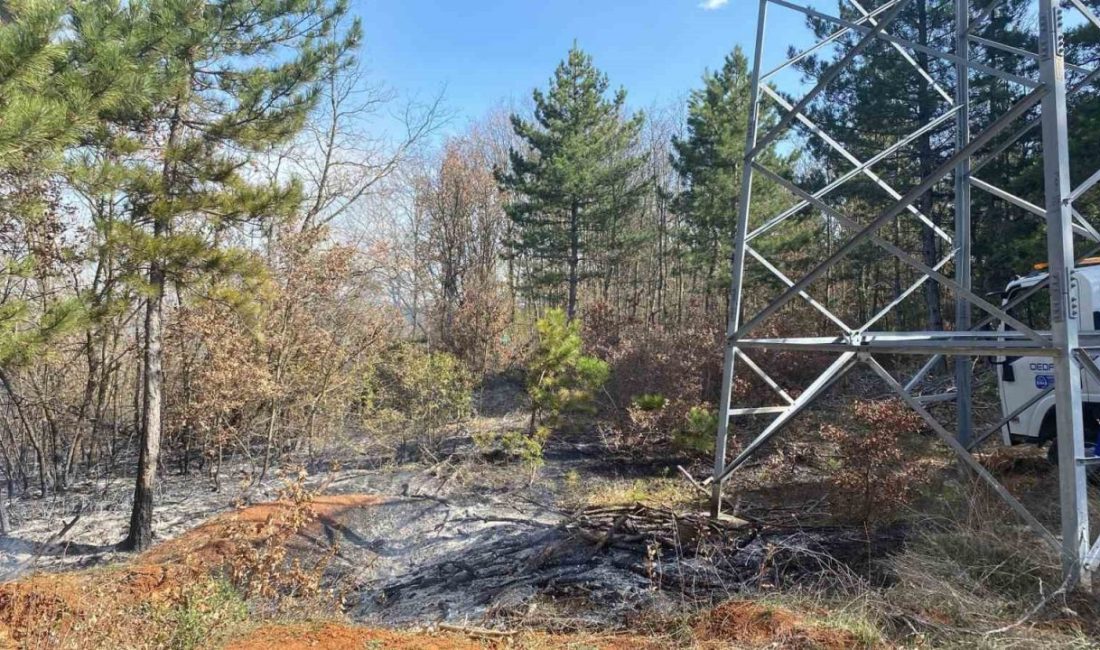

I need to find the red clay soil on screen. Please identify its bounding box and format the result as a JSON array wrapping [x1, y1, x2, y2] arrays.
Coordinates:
[[224, 623, 484, 650], [140, 494, 384, 570], [0, 558, 211, 647], [693, 600, 864, 649], [0, 494, 384, 648], [224, 623, 667, 650]]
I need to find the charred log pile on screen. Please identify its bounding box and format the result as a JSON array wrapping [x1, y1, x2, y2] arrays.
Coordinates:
[[347, 498, 907, 626]]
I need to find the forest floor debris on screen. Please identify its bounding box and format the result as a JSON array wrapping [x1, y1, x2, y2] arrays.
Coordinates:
[[0, 484, 884, 649], [1, 380, 1098, 648]]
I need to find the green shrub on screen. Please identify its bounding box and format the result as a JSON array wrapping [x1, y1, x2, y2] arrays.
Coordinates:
[[501, 428, 549, 470], [526, 308, 610, 433], [362, 344, 473, 453], [632, 393, 667, 411], [674, 405, 718, 454], [151, 577, 248, 650], [471, 428, 548, 479]]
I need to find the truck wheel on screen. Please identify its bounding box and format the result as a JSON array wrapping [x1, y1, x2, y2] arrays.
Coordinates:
[[1047, 435, 1100, 478]]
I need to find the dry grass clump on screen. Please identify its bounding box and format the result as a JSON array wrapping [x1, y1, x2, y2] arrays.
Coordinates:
[[692, 599, 875, 649], [569, 474, 702, 510], [705, 423, 1100, 649], [875, 483, 1099, 648]]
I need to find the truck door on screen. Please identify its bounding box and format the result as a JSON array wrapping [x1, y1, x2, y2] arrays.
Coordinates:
[[1078, 274, 1100, 399], [998, 285, 1052, 442]]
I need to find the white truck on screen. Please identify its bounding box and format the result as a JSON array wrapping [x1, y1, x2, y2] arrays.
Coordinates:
[[996, 259, 1100, 462]]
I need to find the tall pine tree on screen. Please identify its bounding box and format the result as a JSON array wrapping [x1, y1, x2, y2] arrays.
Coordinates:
[[795, 0, 955, 328], [0, 0, 143, 367], [499, 45, 646, 320], [70, 0, 359, 551], [794, 1, 1037, 323], [671, 47, 792, 316]]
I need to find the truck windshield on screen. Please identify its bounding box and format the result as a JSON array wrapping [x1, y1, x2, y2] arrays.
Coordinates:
[[1003, 286, 1052, 331]]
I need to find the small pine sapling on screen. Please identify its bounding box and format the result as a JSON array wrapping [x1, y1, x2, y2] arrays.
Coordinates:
[[525, 308, 609, 437], [675, 405, 719, 454]]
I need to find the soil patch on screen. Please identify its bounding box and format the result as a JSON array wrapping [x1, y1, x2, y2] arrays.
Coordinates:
[[224, 622, 482, 650], [223, 622, 666, 650], [0, 494, 383, 649], [140, 494, 383, 570], [694, 600, 865, 649]]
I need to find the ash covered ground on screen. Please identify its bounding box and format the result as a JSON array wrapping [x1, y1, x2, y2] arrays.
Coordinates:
[[0, 379, 900, 629]]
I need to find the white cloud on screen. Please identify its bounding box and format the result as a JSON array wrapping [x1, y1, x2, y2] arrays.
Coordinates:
[[699, 0, 729, 9]]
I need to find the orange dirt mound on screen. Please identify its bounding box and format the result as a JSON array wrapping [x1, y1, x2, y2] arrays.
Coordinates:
[[140, 493, 384, 569], [0, 494, 384, 648], [694, 600, 864, 649], [0, 562, 209, 647]]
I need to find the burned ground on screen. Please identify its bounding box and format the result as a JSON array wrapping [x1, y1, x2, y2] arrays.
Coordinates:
[[0, 378, 1097, 648]]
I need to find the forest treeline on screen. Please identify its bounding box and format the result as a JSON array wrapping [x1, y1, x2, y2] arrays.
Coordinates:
[[0, 0, 1099, 548]]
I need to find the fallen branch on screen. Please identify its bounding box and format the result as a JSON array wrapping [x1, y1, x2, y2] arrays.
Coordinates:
[[677, 465, 710, 497], [438, 623, 516, 638], [981, 574, 1072, 637], [54, 511, 83, 543]]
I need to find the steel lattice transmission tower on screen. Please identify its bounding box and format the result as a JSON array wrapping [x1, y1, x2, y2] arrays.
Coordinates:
[[712, 0, 1100, 585]]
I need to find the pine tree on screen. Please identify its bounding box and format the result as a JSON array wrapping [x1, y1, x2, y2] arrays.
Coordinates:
[[498, 44, 647, 320], [0, 0, 141, 367], [671, 48, 792, 315], [794, 1, 951, 328], [0, 0, 94, 167], [794, 1, 1036, 322], [0, 0, 129, 350], [69, 0, 359, 551], [0, 2, 80, 372], [0, 0, 144, 526]]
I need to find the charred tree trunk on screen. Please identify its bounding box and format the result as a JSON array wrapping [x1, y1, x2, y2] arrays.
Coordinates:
[[124, 255, 164, 551], [125, 94, 181, 551]]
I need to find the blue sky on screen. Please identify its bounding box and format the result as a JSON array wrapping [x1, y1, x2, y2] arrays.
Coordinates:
[[352, 0, 809, 132]]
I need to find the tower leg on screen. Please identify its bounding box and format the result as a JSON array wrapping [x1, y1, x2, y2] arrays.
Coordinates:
[[1038, 0, 1090, 587], [712, 0, 767, 518], [954, 0, 973, 450]]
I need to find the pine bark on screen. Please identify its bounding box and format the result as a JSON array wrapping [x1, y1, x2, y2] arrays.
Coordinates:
[[124, 259, 163, 551], [124, 98, 180, 551]]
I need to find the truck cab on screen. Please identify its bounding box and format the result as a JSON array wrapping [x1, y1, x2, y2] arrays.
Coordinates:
[[996, 260, 1100, 457]]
